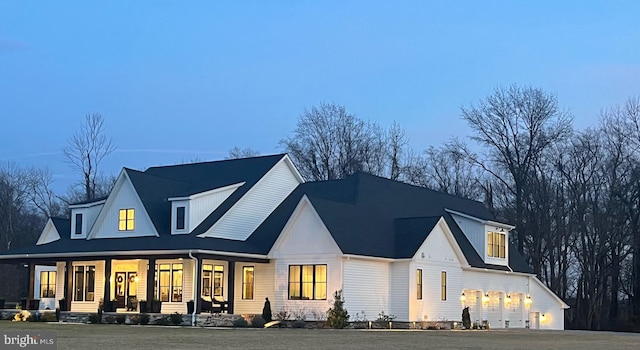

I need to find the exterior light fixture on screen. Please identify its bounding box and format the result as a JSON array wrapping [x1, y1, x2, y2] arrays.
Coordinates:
[[525, 295, 532, 306], [504, 294, 511, 305], [540, 313, 546, 322], [460, 293, 466, 302], [482, 293, 490, 303]]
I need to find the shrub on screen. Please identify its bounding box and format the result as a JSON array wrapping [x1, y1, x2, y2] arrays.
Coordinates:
[[169, 312, 183, 325], [292, 319, 306, 328], [462, 307, 471, 329], [88, 313, 101, 324], [115, 315, 126, 324], [153, 316, 171, 326], [233, 317, 248, 327], [251, 315, 265, 328], [292, 308, 307, 321], [375, 311, 396, 329], [274, 307, 291, 321], [41, 313, 57, 322], [327, 290, 349, 329], [140, 313, 150, 325]]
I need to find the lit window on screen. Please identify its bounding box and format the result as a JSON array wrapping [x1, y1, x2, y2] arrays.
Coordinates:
[[156, 263, 182, 302], [487, 232, 506, 258], [243, 266, 254, 299], [40, 271, 56, 298], [288, 264, 327, 300], [441, 271, 447, 301], [417, 269, 423, 300], [119, 209, 135, 231], [75, 213, 83, 235], [176, 206, 185, 230], [73, 265, 95, 301]]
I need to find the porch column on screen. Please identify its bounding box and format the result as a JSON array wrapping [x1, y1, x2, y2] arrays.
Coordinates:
[[27, 263, 35, 301], [194, 256, 202, 314], [64, 260, 73, 310], [146, 258, 156, 303], [227, 261, 235, 314], [104, 258, 112, 304]]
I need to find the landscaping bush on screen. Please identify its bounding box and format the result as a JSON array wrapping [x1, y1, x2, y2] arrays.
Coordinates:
[[375, 311, 396, 329], [41, 313, 57, 322], [292, 320, 306, 328], [140, 313, 150, 325], [153, 316, 171, 326], [251, 315, 265, 328], [327, 290, 349, 329], [88, 313, 101, 324], [233, 317, 248, 327], [169, 312, 183, 325], [115, 315, 126, 324]]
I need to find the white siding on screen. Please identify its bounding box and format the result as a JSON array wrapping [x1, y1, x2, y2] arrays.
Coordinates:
[[34, 265, 57, 310], [233, 262, 276, 315], [36, 220, 60, 245], [89, 175, 157, 239], [461, 269, 566, 330], [55, 262, 65, 304], [389, 261, 409, 321], [343, 258, 390, 321], [201, 159, 301, 241], [70, 261, 105, 313], [190, 185, 239, 231], [450, 213, 484, 257], [411, 222, 463, 323]]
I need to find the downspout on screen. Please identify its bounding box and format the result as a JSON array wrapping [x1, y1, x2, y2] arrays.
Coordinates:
[[189, 250, 198, 327]]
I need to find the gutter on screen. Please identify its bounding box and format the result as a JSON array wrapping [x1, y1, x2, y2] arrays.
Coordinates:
[[189, 250, 198, 327], [0, 249, 269, 261]]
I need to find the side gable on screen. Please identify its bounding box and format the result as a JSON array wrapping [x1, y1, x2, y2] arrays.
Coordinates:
[[87, 170, 158, 239], [198, 156, 302, 241], [413, 217, 469, 267], [36, 218, 62, 245], [269, 196, 342, 258]]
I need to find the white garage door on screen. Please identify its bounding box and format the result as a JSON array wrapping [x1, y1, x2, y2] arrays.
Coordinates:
[[507, 293, 524, 328], [486, 291, 503, 328]]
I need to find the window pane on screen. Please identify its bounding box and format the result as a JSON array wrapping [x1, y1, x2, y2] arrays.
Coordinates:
[[314, 265, 327, 300], [86, 266, 95, 301], [202, 270, 212, 297], [172, 269, 183, 302], [441, 271, 447, 301], [301, 265, 314, 299], [214, 271, 224, 297], [159, 268, 170, 302], [119, 209, 126, 220], [75, 214, 83, 235], [487, 232, 493, 257], [40, 271, 48, 298], [119, 220, 126, 231], [288, 266, 300, 299], [176, 206, 185, 230], [74, 266, 84, 301], [417, 269, 422, 300], [499, 234, 506, 258], [243, 267, 254, 300]]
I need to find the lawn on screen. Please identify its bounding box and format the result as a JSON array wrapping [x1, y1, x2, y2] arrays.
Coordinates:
[[1, 322, 638, 350]]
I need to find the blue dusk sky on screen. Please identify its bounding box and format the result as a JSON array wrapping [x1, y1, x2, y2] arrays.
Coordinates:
[[1, 1, 638, 192]]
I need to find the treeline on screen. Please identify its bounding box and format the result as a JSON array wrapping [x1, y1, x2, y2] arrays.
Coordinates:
[[1, 87, 640, 331]]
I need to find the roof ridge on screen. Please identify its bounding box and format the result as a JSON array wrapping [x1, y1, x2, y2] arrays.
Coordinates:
[[144, 153, 286, 171]]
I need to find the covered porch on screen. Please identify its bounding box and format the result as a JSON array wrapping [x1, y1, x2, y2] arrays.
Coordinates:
[[3, 251, 270, 317]]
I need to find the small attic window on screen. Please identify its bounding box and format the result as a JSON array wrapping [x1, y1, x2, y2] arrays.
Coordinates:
[[487, 231, 506, 258], [176, 206, 185, 230], [118, 209, 135, 231], [75, 213, 83, 235]]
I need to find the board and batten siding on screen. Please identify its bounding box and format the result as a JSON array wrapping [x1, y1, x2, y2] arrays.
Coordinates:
[[70, 261, 105, 313], [233, 262, 275, 315], [389, 261, 410, 321], [89, 175, 157, 239], [343, 258, 390, 321], [411, 221, 463, 323], [269, 196, 343, 319], [202, 159, 301, 241], [450, 213, 484, 257]]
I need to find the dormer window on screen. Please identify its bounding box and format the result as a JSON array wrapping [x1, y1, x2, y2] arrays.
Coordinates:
[[487, 231, 506, 258], [74, 213, 83, 235], [118, 209, 135, 231], [176, 206, 185, 230]]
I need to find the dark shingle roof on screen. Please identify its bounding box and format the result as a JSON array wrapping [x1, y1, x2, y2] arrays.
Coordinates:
[[252, 172, 533, 273], [126, 154, 287, 235]]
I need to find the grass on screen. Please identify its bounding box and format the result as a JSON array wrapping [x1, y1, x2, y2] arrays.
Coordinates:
[[1, 322, 639, 350]]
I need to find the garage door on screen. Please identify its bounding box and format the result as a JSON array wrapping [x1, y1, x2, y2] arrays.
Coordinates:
[[507, 293, 524, 328], [486, 291, 503, 328]]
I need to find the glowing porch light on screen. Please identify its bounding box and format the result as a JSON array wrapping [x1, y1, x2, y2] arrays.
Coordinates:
[[540, 313, 546, 322], [460, 293, 466, 302], [504, 294, 511, 305], [482, 293, 490, 304], [525, 295, 532, 307]]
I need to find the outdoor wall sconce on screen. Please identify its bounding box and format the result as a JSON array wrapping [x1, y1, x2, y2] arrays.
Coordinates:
[[482, 293, 490, 303], [460, 293, 466, 302], [540, 313, 546, 322], [504, 294, 512, 305], [525, 295, 532, 306]]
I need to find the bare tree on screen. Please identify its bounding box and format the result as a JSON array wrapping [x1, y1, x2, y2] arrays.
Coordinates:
[[280, 102, 399, 181], [226, 146, 260, 160], [460, 85, 572, 253], [26, 167, 64, 217], [63, 113, 116, 201]]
